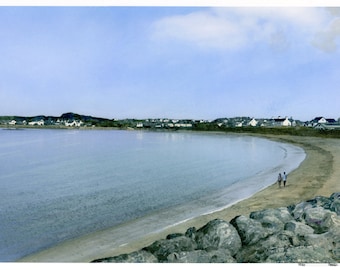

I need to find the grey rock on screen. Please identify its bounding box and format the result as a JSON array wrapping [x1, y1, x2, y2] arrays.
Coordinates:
[[290, 201, 313, 221], [143, 235, 197, 262], [259, 215, 285, 234], [185, 226, 197, 240], [306, 196, 332, 210], [302, 233, 334, 253], [92, 193, 340, 263], [250, 207, 293, 235], [235, 230, 298, 263], [166, 233, 183, 240], [92, 250, 158, 263], [250, 207, 293, 223], [330, 192, 340, 215], [195, 219, 241, 256], [166, 249, 236, 263], [284, 220, 314, 236], [303, 206, 338, 234], [331, 200, 340, 216], [331, 192, 340, 201], [265, 246, 336, 263], [230, 215, 269, 245], [325, 217, 340, 261]]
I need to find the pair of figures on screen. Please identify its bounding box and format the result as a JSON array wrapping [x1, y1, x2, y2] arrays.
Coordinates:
[[277, 172, 287, 187]]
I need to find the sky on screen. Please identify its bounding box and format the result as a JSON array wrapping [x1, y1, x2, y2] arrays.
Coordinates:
[[0, 3, 340, 121]]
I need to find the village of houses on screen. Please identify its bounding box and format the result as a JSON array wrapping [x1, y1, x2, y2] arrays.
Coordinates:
[[1, 114, 340, 131]]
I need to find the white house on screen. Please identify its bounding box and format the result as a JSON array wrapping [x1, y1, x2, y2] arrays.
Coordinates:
[[282, 117, 292, 127], [174, 123, 192, 128], [8, 120, 16, 125], [272, 117, 292, 127], [248, 118, 258, 127], [29, 120, 44, 126], [65, 120, 83, 127], [312, 116, 327, 126]]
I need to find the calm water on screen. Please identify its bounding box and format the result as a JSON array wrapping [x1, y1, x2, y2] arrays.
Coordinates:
[[0, 129, 305, 261]]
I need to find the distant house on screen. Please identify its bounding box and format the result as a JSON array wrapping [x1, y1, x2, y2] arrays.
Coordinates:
[[8, 120, 16, 125], [314, 123, 340, 130], [65, 120, 83, 127], [272, 117, 292, 127], [313, 117, 327, 125], [248, 118, 258, 127], [326, 118, 336, 124], [29, 120, 44, 126], [311, 117, 336, 127]]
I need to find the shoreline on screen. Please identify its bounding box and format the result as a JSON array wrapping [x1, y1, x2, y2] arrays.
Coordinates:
[[18, 134, 339, 262]]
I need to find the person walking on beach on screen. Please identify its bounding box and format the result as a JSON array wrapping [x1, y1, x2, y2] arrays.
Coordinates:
[[283, 172, 287, 187], [277, 173, 282, 188]]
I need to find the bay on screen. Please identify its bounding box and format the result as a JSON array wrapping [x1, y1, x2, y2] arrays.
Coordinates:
[[0, 129, 305, 261]]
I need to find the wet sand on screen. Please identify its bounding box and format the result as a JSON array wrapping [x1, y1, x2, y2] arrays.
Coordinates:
[[19, 134, 339, 262]]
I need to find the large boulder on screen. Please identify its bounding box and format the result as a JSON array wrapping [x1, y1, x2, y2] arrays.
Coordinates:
[[249, 207, 293, 234], [265, 246, 336, 263], [302, 233, 334, 253], [302, 206, 338, 234], [230, 215, 269, 245], [330, 192, 340, 215], [166, 249, 236, 263], [306, 196, 332, 210], [143, 235, 197, 262], [92, 250, 158, 263], [284, 220, 314, 236], [250, 207, 293, 223], [289, 201, 313, 221], [195, 219, 241, 256], [235, 230, 298, 263], [324, 215, 340, 261]]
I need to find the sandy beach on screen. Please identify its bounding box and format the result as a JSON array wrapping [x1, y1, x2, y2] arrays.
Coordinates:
[[19, 134, 339, 262]]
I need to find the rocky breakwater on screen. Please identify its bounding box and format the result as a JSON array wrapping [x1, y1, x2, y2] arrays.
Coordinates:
[[93, 193, 340, 263]]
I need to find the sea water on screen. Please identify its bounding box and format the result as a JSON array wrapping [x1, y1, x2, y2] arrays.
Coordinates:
[[0, 128, 305, 261]]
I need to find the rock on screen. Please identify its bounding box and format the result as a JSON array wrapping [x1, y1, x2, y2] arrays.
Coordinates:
[[259, 215, 285, 234], [330, 192, 340, 201], [92, 193, 340, 263], [235, 230, 298, 263], [302, 206, 338, 234], [230, 215, 269, 245], [166, 249, 236, 263], [284, 220, 314, 236], [195, 219, 241, 256], [92, 250, 158, 263], [265, 246, 336, 263], [330, 192, 340, 215], [143, 235, 197, 262], [185, 227, 197, 240], [289, 201, 313, 221], [306, 196, 332, 210], [302, 233, 334, 253], [250, 207, 293, 223], [166, 233, 183, 240], [249, 207, 294, 235], [325, 215, 340, 261]]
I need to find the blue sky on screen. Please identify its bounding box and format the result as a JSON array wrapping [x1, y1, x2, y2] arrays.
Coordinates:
[[0, 5, 339, 121]]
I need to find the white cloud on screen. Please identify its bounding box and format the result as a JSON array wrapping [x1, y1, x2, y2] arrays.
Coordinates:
[[312, 8, 340, 53], [151, 7, 329, 52]]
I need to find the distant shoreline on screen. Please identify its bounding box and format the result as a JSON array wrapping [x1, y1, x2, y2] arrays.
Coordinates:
[[18, 133, 339, 262]]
